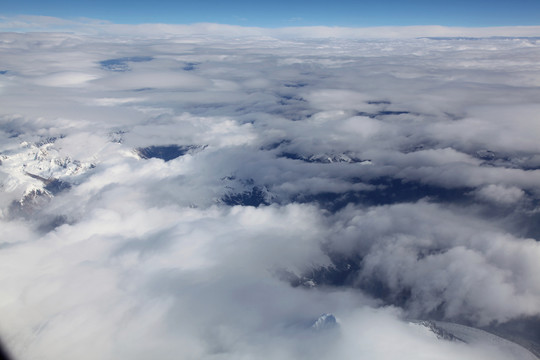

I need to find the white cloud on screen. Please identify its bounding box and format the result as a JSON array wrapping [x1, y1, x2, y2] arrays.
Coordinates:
[[0, 26, 539, 360], [93, 71, 212, 91], [2, 15, 540, 38], [33, 72, 100, 87], [475, 184, 525, 205]]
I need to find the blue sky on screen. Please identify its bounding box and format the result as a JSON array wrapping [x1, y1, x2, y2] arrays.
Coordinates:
[[1, 0, 540, 27]]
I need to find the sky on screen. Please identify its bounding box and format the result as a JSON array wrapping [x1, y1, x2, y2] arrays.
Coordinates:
[[1, 0, 540, 27]]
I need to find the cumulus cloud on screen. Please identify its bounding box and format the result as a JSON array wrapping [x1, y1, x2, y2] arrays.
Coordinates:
[[323, 202, 540, 325], [0, 23, 539, 360], [474, 184, 525, 205]]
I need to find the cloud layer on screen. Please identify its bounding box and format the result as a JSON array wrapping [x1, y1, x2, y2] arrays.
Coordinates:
[[0, 26, 539, 359]]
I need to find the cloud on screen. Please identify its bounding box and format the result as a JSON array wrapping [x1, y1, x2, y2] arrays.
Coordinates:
[[323, 202, 540, 325], [474, 184, 525, 205], [2, 15, 540, 38], [0, 25, 539, 360], [33, 72, 99, 87], [93, 71, 212, 91]]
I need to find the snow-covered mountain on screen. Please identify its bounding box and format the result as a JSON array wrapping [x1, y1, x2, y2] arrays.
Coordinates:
[[0, 137, 94, 217], [416, 321, 538, 360]]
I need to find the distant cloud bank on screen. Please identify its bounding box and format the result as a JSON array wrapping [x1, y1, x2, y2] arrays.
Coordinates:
[[2, 15, 540, 38]]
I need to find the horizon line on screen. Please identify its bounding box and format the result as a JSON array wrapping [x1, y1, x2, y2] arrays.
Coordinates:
[[2, 14, 540, 38]]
